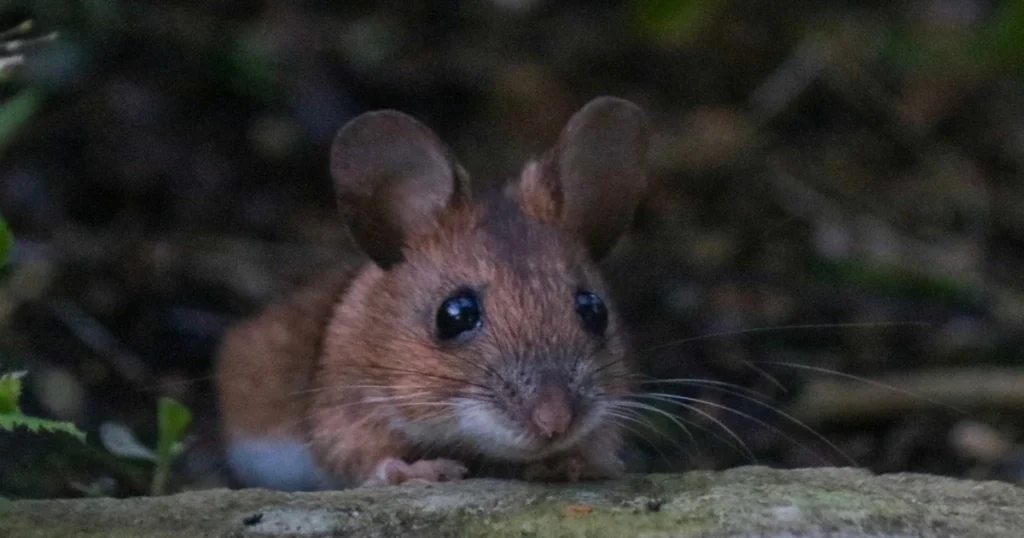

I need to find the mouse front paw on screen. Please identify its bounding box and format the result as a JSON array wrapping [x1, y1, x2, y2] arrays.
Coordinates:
[[364, 458, 469, 487]]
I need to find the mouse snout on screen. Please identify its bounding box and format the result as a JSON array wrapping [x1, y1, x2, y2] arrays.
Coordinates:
[[528, 381, 574, 439]]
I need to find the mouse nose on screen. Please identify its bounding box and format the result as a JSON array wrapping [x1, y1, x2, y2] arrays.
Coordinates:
[[529, 382, 573, 439]]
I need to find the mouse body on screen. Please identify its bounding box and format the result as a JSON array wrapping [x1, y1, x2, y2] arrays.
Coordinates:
[[216, 96, 650, 490]]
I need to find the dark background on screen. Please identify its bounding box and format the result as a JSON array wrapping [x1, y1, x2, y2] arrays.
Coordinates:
[[1, 0, 1023, 499]]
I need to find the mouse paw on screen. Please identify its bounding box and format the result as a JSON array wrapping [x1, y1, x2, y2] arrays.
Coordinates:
[[365, 458, 468, 486], [523, 453, 624, 483]]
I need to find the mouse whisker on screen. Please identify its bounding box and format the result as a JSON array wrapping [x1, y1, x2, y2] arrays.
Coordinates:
[[606, 400, 702, 457], [608, 400, 749, 459], [614, 399, 757, 462], [392, 333, 508, 383], [587, 352, 633, 378], [612, 401, 743, 456], [571, 338, 610, 372], [634, 392, 853, 466], [620, 322, 933, 396], [450, 356, 506, 383], [606, 416, 682, 466], [457, 388, 492, 402], [747, 360, 966, 415], [639, 378, 775, 401], [338, 363, 494, 392], [653, 358, 963, 417], [340, 401, 458, 434], [382, 402, 457, 410], [646, 384, 854, 463], [633, 321, 930, 357], [361, 392, 438, 405], [291, 384, 436, 398], [310, 392, 456, 426], [603, 408, 700, 462]]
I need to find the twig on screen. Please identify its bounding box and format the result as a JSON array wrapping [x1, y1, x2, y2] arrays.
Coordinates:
[[0, 55, 24, 75], [38, 228, 352, 308], [0, 31, 58, 54], [47, 299, 152, 387], [749, 35, 832, 123], [789, 367, 1024, 424]]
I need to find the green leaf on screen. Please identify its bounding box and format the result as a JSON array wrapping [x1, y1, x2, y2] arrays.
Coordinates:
[[156, 397, 191, 462], [979, 0, 1024, 71], [0, 371, 86, 441], [0, 412, 86, 441], [630, 0, 728, 47], [0, 214, 11, 265], [0, 370, 26, 414], [0, 89, 41, 156], [152, 397, 191, 495]]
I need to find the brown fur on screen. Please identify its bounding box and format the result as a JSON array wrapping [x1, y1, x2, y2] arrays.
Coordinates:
[[216, 96, 649, 488], [216, 268, 359, 442], [512, 159, 562, 225]]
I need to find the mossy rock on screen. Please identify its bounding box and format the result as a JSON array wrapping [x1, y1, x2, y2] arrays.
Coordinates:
[[1, 466, 1022, 537]]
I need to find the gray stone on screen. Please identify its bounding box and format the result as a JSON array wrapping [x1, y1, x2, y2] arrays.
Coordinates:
[[1, 466, 1022, 537]]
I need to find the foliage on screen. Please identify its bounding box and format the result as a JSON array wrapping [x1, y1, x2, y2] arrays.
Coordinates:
[[0, 371, 86, 441], [1, 214, 87, 442], [0, 88, 41, 157], [980, 0, 1024, 71], [630, 0, 728, 46], [98, 396, 193, 496], [152, 397, 192, 495], [0, 20, 52, 156], [0, 214, 10, 265]]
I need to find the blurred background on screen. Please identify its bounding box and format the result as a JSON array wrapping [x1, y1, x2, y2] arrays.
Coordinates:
[[1, 0, 1023, 499]]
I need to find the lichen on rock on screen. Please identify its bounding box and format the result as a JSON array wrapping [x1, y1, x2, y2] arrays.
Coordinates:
[[2, 467, 1022, 538]]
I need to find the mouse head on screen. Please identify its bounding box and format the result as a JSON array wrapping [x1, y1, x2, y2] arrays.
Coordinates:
[[327, 97, 649, 461]]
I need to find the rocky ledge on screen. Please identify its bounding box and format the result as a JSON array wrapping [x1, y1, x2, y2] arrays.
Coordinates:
[[2, 466, 1022, 538]]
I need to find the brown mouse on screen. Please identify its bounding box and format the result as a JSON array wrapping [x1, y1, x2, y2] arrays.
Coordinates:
[[215, 96, 650, 490]]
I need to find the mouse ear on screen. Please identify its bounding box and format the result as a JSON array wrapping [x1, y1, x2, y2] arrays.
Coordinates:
[[520, 97, 649, 261], [330, 110, 470, 269]]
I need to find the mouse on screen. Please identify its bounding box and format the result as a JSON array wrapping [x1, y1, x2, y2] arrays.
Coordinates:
[[215, 96, 650, 490]]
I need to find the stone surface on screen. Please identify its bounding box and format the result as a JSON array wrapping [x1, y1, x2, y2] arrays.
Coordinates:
[[2, 466, 1022, 537]]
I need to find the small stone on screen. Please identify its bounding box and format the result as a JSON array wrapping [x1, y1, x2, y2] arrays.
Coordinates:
[[562, 504, 592, 517]]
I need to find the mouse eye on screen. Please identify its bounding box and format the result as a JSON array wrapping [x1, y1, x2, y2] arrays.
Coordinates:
[[574, 290, 608, 335], [436, 290, 483, 340]]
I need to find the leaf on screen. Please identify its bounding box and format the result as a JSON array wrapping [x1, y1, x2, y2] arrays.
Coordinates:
[[979, 0, 1024, 71], [0, 411, 86, 441], [156, 397, 191, 463], [630, 0, 728, 47], [0, 88, 41, 156], [0, 371, 86, 441], [151, 397, 192, 495], [98, 421, 158, 462], [0, 213, 11, 264], [0, 370, 26, 414]]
